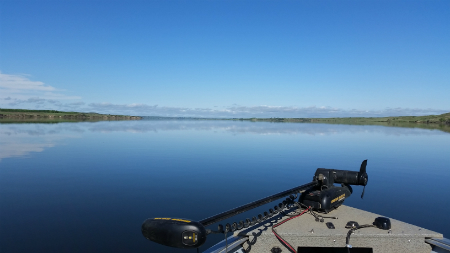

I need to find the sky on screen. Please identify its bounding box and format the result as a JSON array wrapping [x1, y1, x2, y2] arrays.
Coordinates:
[[1, 0, 449, 118]]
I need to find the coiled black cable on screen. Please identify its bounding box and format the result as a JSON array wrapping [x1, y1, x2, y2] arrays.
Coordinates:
[[296, 202, 338, 221]]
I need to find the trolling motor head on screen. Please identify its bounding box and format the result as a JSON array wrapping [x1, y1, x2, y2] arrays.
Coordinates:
[[299, 160, 368, 213], [314, 159, 368, 189]]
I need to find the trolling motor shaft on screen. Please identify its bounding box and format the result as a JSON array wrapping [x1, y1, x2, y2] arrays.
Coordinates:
[[141, 181, 317, 249], [199, 181, 318, 227]]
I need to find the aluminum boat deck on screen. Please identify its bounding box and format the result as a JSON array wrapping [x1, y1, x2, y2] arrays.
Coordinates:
[[204, 205, 448, 253]]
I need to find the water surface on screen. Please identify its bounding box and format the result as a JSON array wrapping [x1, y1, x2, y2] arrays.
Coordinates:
[[1, 120, 449, 252]]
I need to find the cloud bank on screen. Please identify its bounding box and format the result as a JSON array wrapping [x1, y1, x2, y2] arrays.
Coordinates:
[[2, 97, 447, 118], [88, 104, 448, 117], [1, 72, 448, 118]]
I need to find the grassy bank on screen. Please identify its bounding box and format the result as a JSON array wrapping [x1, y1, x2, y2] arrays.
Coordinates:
[[232, 112, 450, 124], [225, 112, 450, 133], [0, 108, 142, 123], [144, 113, 450, 133]]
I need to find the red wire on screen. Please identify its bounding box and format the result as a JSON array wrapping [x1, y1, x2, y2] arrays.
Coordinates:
[[271, 206, 311, 253]]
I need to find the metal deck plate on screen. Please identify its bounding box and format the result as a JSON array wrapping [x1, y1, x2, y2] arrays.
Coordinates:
[[236, 205, 443, 253]]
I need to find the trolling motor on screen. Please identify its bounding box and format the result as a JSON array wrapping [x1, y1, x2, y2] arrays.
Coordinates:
[[299, 160, 368, 213], [141, 160, 368, 249]]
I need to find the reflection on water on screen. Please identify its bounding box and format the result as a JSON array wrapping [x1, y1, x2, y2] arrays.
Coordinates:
[[0, 124, 80, 161], [1, 121, 446, 161], [4, 120, 449, 135]]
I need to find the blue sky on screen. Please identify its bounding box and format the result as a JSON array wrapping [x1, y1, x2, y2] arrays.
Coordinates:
[[1, 0, 449, 117]]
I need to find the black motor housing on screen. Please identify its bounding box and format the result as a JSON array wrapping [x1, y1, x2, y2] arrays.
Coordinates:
[[300, 184, 352, 213]]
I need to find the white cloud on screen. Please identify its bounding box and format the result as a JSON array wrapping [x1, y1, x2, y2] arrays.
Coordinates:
[[0, 72, 80, 101], [0, 72, 54, 91]]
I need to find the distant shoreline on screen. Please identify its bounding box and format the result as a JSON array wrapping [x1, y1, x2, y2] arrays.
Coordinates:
[[143, 112, 450, 125], [140, 113, 450, 134], [0, 108, 142, 122], [1, 108, 449, 126]]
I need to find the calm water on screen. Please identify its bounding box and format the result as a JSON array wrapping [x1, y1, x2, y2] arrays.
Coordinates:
[[1, 120, 449, 253]]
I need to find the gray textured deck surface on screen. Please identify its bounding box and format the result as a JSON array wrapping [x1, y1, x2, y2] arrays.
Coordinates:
[[236, 205, 443, 253]]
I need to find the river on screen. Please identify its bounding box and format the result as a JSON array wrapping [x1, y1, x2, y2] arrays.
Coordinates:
[[1, 120, 449, 252]]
